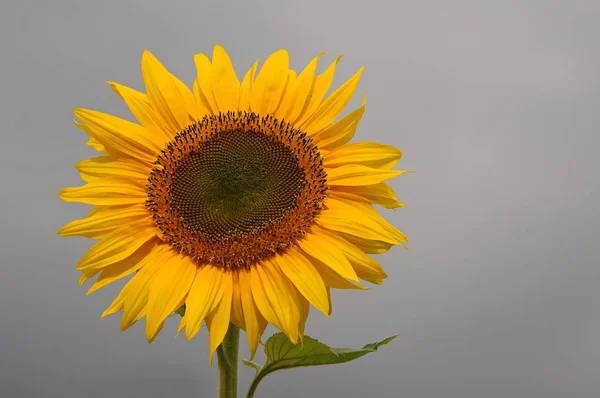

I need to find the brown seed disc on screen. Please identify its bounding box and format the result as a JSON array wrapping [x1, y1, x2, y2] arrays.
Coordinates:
[[146, 112, 328, 270]]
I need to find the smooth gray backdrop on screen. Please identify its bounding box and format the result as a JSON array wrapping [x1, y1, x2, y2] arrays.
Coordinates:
[[1, 0, 599, 397]]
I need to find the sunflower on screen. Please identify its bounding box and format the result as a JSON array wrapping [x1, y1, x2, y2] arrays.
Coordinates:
[[58, 45, 408, 363]]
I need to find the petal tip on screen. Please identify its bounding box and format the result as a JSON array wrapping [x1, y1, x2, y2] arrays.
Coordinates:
[[57, 188, 71, 200], [213, 43, 226, 53], [100, 311, 112, 320], [141, 50, 160, 69], [270, 48, 290, 62], [146, 326, 160, 343]]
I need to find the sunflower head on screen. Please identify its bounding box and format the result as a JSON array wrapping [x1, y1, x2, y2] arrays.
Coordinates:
[[58, 45, 408, 363]]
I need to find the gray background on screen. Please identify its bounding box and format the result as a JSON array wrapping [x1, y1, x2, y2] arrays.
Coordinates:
[[1, 0, 599, 397]]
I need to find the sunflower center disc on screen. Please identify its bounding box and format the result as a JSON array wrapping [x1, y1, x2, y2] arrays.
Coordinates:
[[146, 112, 328, 270], [170, 130, 304, 236]]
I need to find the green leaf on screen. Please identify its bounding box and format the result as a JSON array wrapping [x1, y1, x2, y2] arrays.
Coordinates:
[[245, 333, 397, 397], [242, 359, 262, 375]]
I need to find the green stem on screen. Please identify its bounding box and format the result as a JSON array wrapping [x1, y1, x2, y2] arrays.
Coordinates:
[[245, 373, 266, 398], [216, 323, 240, 398]]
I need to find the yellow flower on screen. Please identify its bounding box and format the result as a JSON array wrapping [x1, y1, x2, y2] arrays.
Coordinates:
[[58, 45, 408, 363]]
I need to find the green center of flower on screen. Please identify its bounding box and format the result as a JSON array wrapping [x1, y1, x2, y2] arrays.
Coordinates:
[[170, 130, 304, 237]]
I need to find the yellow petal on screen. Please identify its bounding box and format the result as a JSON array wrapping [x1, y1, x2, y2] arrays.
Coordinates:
[[272, 249, 330, 316], [278, 274, 302, 342], [193, 53, 218, 114], [59, 178, 147, 206], [324, 142, 402, 169], [322, 190, 367, 205], [177, 310, 204, 338], [277, 53, 322, 122], [108, 80, 172, 141], [250, 262, 296, 342], [349, 257, 387, 285], [87, 137, 106, 153], [75, 156, 150, 183], [257, 313, 268, 341], [205, 273, 233, 365], [331, 183, 404, 209], [311, 225, 387, 284], [313, 95, 366, 149], [211, 45, 240, 112], [296, 231, 360, 283], [77, 122, 108, 154], [250, 49, 289, 116], [238, 270, 263, 359], [238, 60, 258, 112], [73, 108, 161, 163], [145, 252, 197, 341], [177, 314, 187, 336], [141, 50, 197, 132], [147, 322, 165, 343], [101, 287, 127, 319], [340, 233, 396, 254], [272, 69, 296, 117], [86, 205, 103, 216], [121, 257, 164, 330], [326, 164, 406, 186], [185, 265, 225, 340], [294, 55, 341, 126], [86, 240, 158, 295], [314, 258, 366, 290], [297, 294, 310, 338], [317, 195, 406, 244], [76, 221, 157, 270], [58, 204, 148, 238], [230, 274, 244, 329], [79, 268, 100, 285], [302, 67, 363, 133]]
